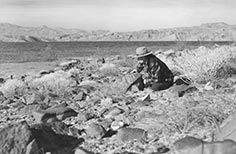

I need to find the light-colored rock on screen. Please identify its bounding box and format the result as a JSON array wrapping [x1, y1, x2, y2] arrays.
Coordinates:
[[114, 127, 145, 142], [85, 123, 106, 139]]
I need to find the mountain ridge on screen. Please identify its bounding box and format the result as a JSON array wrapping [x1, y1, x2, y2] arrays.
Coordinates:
[[0, 22, 236, 42]]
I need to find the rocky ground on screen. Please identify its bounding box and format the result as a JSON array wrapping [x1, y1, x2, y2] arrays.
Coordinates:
[[0, 50, 236, 154]]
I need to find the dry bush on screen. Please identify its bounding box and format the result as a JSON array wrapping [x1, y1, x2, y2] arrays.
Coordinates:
[[158, 93, 236, 145], [174, 45, 236, 83], [31, 70, 75, 95], [0, 79, 26, 97], [99, 63, 121, 77]]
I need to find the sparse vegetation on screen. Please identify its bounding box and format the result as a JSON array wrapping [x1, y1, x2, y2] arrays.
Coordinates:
[[174, 45, 236, 83]]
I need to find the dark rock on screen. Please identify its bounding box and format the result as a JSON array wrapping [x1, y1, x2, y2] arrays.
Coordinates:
[[30, 123, 84, 153], [0, 78, 4, 83], [85, 123, 106, 139], [46, 121, 70, 135], [39, 70, 54, 76], [25, 139, 42, 154], [167, 84, 198, 97], [0, 121, 33, 154], [115, 127, 145, 142], [174, 77, 191, 85], [32, 110, 58, 124], [43, 103, 78, 120]]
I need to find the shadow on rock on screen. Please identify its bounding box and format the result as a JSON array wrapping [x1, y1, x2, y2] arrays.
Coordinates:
[[0, 121, 84, 154]]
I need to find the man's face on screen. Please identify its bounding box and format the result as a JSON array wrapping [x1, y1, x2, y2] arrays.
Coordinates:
[[137, 56, 146, 64]]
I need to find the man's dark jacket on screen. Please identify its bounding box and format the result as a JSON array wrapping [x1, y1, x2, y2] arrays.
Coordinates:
[[137, 54, 174, 83]]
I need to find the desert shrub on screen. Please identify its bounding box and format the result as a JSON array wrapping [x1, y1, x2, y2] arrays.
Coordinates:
[[99, 63, 121, 77], [0, 79, 26, 97], [31, 70, 75, 95], [174, 45, 236, 83]]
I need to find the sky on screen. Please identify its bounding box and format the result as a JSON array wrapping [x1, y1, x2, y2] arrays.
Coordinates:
[[0, 0, 236, 31]]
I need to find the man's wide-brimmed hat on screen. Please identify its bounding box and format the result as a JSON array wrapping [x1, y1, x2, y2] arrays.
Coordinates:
[[135, 46, 153, 58]]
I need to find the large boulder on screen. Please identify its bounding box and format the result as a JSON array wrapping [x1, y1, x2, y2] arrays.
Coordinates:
[[0, 121, 38, 154], [0, 121, 84, 154]]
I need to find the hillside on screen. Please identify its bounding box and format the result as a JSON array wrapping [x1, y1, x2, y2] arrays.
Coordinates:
[[0, 22, 236, 42]]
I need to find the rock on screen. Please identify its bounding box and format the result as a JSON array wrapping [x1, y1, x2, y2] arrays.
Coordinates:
[[73, 91, 87, 101], [30, 123, 84, 153], [205, 80, 229, 91], [111, 121, 125, 131], [39, 70, 54, 76], [0, 121, 33, 154], [43, 103, 78, 120], [102, 107, 124, 119], [46, 121, 70, 135], [25, 139, 41, 154], [85, 123, 106, 139], [32, 110, 58, 124], [215, 112, 236, 142], [99, 119, 113, 131], [204, 81, 214, 90], [74, 147, 94, 154], [76, 112, 95, 122], [166, 84, 197, 98], [138, 94, 151, 102], [0, 78, 4, 83], [19, 104, 43, 116], [114, 127, 145, 142]]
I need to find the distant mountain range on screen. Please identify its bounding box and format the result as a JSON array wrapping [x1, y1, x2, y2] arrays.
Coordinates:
[[0, 22, 236, 42]]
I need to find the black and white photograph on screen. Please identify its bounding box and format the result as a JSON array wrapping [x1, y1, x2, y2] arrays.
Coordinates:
[[1, 0, 236, 153]]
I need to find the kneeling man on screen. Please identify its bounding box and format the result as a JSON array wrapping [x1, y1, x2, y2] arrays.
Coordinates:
[[126, 46, 174, 92]]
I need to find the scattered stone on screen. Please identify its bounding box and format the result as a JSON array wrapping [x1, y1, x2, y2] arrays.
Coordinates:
[[85, 123, 106, 139], [111, 121, 125, 131], [73, 91, 87, 101], [114, 127, 145, 142]]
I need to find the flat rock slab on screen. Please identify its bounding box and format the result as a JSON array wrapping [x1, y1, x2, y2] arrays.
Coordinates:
[[114, 127, 145, 143]]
